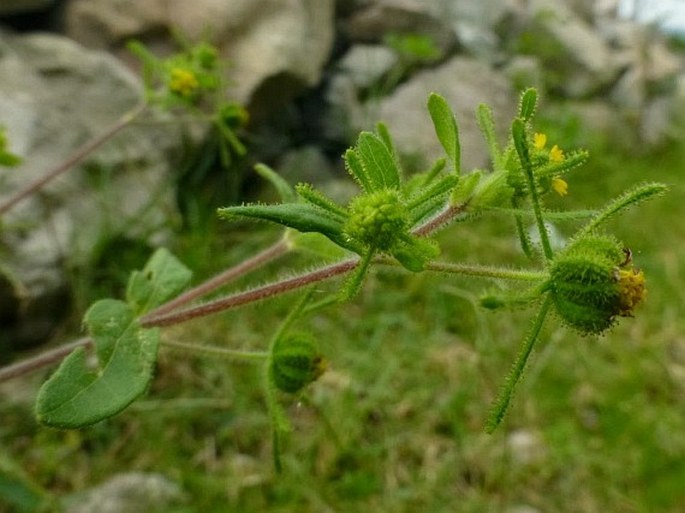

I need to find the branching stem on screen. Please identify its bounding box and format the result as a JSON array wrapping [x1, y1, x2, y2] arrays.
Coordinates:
[[141, 258, 359, 328], [141, 237, 290, 321]]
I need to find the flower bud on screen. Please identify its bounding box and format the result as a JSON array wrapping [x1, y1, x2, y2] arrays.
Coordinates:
[[344, 189, 409, 251], [550, 235, 646, 335], [270, 334, 326, 394]]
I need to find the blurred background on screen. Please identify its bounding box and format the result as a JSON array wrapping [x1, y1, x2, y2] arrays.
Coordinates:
[[1, 1, 684, 512]]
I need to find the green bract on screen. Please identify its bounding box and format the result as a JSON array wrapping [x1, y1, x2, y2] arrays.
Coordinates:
[[549, 235, 648, 335], [219, 113, 461, 298], [270, 333, 326, 394], [550, 235, 625, 334]]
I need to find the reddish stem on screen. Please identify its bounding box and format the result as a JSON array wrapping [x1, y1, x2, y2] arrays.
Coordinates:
[[141, 237, 290, 321], [141, 258, 359, 328], [0, 102, 147, 215], [0, 338, 92, 382]]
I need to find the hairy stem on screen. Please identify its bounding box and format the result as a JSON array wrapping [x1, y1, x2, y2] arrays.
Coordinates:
[[413, 203, 467, 237], [142, 237, 290, 321], [141, 258, 359, 328], [512, 119, 554, 261], [0, 102, 147, 215], [422, 261, 547, 282], [161, 340, 268, 361], [485, 295, 552, 433], [0, 338, 92, 383]]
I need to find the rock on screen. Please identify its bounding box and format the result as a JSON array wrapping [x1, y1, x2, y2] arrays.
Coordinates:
[[170, 0, 336, 107], [343, 0, 457, 55], [503, 55, 545, 92], [337, 44, 399, 91], [373, 56, 517, 171], [506, 429, 546, 466], [66, 472, 185, 513], [64, 0, 167, 49], [66, 0, 335, 112], [518, 0, 625, 97], [0, 30, 180, 350], [640, 95, 674, 148]]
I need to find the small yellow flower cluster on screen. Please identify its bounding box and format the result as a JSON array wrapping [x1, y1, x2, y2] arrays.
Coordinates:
[[534, 132, 568, 196], [617, 268, 647, 316], [168, 68, 200, 98]]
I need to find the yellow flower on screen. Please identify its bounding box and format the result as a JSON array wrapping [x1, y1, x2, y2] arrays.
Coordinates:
[[552, 177, 568, 196], [168, 68, 200, 98], [533, 132, 547, 150], [617, 268, 646, 316], [550, 144, 565, 162]]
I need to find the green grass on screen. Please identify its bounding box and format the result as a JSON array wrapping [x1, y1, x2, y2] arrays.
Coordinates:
[[2, 140, 685, 512]]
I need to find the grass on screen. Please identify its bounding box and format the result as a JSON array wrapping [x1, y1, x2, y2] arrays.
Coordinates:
[[2, 138, 685, 512]]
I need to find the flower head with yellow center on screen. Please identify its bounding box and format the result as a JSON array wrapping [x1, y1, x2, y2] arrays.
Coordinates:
[[617, 268, 646, 316], [168, 67, 200, 98]]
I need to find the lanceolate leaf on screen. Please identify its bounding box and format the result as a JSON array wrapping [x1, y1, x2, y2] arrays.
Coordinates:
[[518, 87, 538, 121], [344, 148, 373, 193], [35, 300, 159, 428], [355, 132, 400, 191], [218, 202, 351, 250], [428, 93, 460, 173], [126, 248, 192, 316]]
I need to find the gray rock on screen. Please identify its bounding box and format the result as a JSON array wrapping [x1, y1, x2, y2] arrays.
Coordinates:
[[65, 0, 167, 49], [66, 0, 336, 109], [0, 30, 180, 349], [374, 56, 517, 171], [521, 0, 625, 97], [343, 0, 457, 55], [337, 44, 399, 91], [503, 55, 545, 92], [65, 472, 185, 513]]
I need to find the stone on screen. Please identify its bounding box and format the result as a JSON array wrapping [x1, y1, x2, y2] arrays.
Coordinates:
[[66, 472, 184, 513], [373, 56, 517, 171], [65, 0, 166, 49], [519, 0, 624, 97], [168, 0, 336, 106], [506, 429, 546, 466], [503, 55, 545, 93], [0, 30, 180, 350], [337, 44, 399, 91], [343, 0, 457, 55], [66, 0, 336, 108]]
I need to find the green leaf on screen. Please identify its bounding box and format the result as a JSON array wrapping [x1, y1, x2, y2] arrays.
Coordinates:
[[0, 151, 21, 167], [476, 103, 503, 169], [344, 148, 373, 193], [577, 182, 669, 238], [219, 202, 352, 251], [126, 248, 192, 315], [295, 183, 348, 220], [518, 87, 538, 121], [355, 132, 401, 191], [375, 122, 397, 163], [427, 93, 460, 173], [35, 299, 159, 428], [512, 118, 531, 170]]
